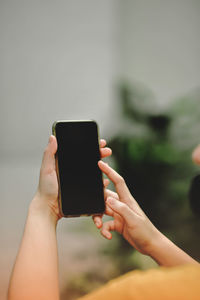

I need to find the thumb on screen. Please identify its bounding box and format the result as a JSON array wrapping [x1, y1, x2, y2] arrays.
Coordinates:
[[41, 135, 57, 172], [107, 197, 134, 224]]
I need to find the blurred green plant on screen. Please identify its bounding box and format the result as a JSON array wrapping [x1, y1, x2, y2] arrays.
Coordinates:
[[106, 83, 200, 269]]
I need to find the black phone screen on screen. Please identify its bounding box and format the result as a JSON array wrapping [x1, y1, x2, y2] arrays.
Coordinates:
[[54, 120, 105, 217]]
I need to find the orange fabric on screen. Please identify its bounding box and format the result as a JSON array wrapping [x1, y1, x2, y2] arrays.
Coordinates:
[[79, 264, 200, 300]]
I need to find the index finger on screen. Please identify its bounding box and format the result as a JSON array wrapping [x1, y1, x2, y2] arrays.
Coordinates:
[[98, 160, 131, 203]]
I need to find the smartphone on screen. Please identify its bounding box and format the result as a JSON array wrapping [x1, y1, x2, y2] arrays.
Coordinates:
[[52, 120, 105, 217]]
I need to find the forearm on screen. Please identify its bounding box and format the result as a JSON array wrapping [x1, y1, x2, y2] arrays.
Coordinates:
[[149, 231, 198, 267], [8, 197, 59, 300]]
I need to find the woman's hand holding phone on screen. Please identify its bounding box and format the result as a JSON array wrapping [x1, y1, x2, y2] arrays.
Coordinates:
[[31, 136, 112, 223]]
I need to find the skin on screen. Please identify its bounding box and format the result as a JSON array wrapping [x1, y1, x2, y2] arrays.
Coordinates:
[[192, 144, 200, 165], [8, 136, 112, 300], [97, 160, 198, 266], [8, 136, 199, 300]]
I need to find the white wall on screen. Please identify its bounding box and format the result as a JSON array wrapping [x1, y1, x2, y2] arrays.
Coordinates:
[[118, 0, 200, 108], [2, 0, 199, 158], [0, 0, 118, 159], [0, 3, 119, 298]]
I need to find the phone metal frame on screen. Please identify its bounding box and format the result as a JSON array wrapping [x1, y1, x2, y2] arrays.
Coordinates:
[[52, 119, 105, 218]]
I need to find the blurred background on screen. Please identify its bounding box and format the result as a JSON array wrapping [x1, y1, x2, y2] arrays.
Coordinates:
[[0, 0, 200, 299]]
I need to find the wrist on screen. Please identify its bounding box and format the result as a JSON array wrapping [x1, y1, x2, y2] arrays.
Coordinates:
[[148, 231, 167, 257], [144, 228, 165, 258], [147, 231, 197, 267], [29, 195, 59, 227]]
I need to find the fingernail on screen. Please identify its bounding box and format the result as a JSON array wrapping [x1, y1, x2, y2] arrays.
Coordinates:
[[106, 232, 111, 239]]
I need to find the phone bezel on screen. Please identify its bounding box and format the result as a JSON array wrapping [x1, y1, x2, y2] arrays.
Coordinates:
[[52, 119, 105, 218]]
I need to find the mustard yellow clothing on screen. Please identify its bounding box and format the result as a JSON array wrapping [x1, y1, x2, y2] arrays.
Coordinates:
[[79, 264, 200, 300]]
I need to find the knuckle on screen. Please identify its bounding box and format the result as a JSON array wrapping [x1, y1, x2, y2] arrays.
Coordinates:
[[40, 166, 45, 175], [120, 202, 128, 213], [44, 147, 48, 155], [120, 202, 126, 209]]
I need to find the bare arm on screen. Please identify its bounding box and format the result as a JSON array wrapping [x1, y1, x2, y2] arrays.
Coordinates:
[[148, 230, 198, 267], [8, 136, 60, 300], [8, 199, 59, 300], [8, 136, 111, 300]]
